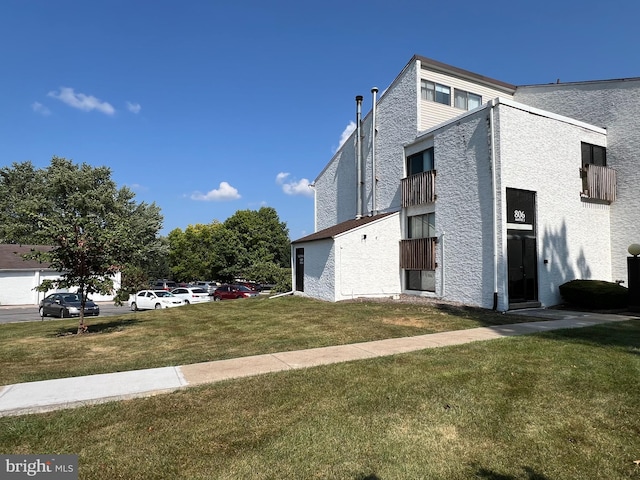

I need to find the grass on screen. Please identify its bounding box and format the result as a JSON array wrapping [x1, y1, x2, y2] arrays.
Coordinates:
[[1, 295, 530, 385], [0, 319, 638, 479]]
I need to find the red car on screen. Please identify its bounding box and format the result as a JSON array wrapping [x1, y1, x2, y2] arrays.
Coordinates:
[[212, 284, 260, 301]]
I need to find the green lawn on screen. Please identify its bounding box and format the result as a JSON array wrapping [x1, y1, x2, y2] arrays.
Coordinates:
[[1, 319, 638, 479], [1, 295, 531, 385]]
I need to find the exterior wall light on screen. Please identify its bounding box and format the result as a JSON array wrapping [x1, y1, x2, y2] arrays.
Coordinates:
[[628, 244, 640, 257]]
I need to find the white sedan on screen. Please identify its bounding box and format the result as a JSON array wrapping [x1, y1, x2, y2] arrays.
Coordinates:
[[129, 290, 185, 311], [170, 287, 211, 304]]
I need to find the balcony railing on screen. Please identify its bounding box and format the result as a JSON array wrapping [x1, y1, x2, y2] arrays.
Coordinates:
[[401, 170, 436, 207], [399, 237, 436, 270], [581, 164, 617, 203]]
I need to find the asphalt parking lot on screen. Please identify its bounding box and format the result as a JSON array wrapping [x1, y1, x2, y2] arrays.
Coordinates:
[[0, 302, 130, 324]]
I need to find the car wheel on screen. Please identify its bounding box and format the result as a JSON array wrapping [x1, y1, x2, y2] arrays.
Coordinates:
[[59, 308, 67, 318], [154, 303, 162, 310], [184, 300, 190, 305], [214, 296, 221, 302], [39, 306, 46, 318], [130, 302, 137, 311]]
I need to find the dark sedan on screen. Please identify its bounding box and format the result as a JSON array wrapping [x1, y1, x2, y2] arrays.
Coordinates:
[[39, 293, 100, 318]]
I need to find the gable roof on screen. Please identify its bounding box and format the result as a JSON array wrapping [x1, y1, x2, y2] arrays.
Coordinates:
[[0, 245, 54, 271], [292, 212, 396, 244]]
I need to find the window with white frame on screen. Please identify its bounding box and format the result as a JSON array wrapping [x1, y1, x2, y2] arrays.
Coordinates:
[[454, 89, 482, 110], [421, 80, 451, 106]]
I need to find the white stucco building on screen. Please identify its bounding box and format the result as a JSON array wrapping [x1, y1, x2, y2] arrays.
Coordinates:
[[292, 55, 635, 310]]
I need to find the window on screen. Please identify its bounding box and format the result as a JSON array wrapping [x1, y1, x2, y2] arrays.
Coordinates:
[[406, 270, 435, 291], [454, 89, 482, 110], [407, 148, 434, 176], [408, 212, 435, 239], [421, 80, 450, 106], [581, 142, 606, 167]]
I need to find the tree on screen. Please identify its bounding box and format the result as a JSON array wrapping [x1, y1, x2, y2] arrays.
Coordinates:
[[2, 157, 164, 333], [167, 207, 291, 286]]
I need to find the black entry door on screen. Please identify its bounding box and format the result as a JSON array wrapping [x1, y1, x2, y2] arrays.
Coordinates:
[[295, 248, 304, 292], [507, 236, 538, 302], [506, 189, 538, 304]]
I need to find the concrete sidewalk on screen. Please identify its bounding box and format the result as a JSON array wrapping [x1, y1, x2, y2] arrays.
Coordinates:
[[0, 309, 636, 417]]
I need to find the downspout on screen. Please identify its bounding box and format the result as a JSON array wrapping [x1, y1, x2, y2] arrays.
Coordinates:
[[489, 99, 499, 310], [441, 231, 446, 298], [356, 95, 363, 219], [371, 87, 378, 216]]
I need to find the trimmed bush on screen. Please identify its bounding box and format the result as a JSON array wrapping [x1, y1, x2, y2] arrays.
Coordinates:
[[559, 279, 628, 309]]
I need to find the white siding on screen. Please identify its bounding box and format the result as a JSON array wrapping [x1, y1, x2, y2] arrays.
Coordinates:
[[418, 64, 515, 131], [0, 271, 121, 305]]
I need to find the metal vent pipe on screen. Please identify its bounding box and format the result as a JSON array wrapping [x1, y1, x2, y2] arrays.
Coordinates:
[[371, 87, 378, 216], [355, 95, 363, 219]]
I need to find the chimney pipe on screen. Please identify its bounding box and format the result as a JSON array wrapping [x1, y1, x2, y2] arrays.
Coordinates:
[[371, 87, 378, 216], [355, 95, 363, 219]]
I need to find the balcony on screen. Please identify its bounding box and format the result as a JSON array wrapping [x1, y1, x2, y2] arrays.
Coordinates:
[[401, 170, 436, 208], [581, 164, 617, 203], [399, 237, 436, 270]]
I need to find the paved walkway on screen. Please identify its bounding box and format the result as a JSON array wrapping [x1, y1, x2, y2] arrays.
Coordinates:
[[0, 309, 636, 417]]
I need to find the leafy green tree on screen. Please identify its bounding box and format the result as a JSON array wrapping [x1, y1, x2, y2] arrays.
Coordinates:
[[167, 207, 291, 286], [3, 157, 163, 333]]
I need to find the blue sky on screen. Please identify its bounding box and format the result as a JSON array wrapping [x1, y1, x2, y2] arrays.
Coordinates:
[[1, 0, 638, 240]]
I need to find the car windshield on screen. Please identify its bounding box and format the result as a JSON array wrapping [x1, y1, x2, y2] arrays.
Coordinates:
[[155, 291, 174, 297], [236, 285, 252, 292], [62, 294, 81, 302], [191, 288, 207, 294]]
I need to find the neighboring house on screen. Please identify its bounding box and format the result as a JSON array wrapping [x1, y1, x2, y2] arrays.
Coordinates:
[[0, 244, 121, 305], [292, 54, 636, 310]]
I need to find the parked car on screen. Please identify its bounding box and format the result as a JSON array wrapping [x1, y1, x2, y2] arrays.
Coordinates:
[[212, 284, 260, 301], [170, 287, 211, 304], [237, 281, 262, 292], [151, 280, 178, 291], [129, 290, 185, 311], [194, 281, 220, 294], [39, 293, 100, 318]]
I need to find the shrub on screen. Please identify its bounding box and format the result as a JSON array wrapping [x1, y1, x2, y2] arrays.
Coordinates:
[[559, 279, 628, 309]]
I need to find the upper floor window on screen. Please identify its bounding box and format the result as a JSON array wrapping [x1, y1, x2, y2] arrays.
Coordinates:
[[407, 147, 434, 176], [408, 212, 435, 240], [421, 80, 450, 106], [581, 142, 606, 167], [454, 89, 482, 110]]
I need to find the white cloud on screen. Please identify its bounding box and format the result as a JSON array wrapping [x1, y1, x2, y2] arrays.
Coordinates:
[[333, 121, 356, 153], [31, 102, 51, 116], [47, 87, 115, 115], [276, 172, 314, 197], [126, 101, 141, 114], [191, 181, 241, 201]]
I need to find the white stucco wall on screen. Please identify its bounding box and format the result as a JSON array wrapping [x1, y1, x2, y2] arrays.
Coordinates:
[[514, 80, 640, 286], [431, 109, 496, 308], [294, 239, 335, 302], [314, 60, 418, 231], [333, 213, 401, 301], [495, 100, 611, 307], [420, 100, 610, 310]]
